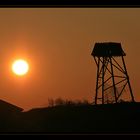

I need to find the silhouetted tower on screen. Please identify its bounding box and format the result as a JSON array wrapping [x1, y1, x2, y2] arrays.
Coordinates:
[[91, 42, 135, 104]]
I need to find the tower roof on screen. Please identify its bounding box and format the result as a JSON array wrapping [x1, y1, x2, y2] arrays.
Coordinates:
[[91, 42, 126, 57]]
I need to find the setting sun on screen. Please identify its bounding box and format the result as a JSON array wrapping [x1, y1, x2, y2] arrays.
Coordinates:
[[12, 59, 29, 76]]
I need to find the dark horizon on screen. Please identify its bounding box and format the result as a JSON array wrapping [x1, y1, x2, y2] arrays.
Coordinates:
[[0, 99, 139, 133]]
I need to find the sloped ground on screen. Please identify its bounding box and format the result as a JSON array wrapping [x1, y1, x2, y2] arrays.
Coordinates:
[[0, 101, 140, 134]]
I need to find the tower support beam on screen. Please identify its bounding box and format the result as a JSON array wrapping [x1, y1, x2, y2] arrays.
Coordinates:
[[121, 56, 135, 102]]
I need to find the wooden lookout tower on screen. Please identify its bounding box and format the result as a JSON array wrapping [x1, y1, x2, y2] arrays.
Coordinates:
[[91, 42, 135, 104]]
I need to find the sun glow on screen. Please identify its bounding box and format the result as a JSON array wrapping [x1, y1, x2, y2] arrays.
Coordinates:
[[12, 59, 29, 76]]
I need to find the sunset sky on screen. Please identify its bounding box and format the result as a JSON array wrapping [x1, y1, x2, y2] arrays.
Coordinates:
[[0, 8, 139, 110]]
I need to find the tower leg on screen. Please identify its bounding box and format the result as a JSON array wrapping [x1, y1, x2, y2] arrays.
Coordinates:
[[95, 57, 100, 105], [121, 56, 135, 102], [102, 57, 105, 104]]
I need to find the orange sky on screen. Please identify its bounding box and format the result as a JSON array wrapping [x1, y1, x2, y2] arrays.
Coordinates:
[[0, 8, 139, 111]]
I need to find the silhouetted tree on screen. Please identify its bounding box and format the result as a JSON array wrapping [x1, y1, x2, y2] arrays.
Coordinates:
[[55, 98, 65, 106], [75, 100, 82, 105], [82, 99, 90, 105], [65, 99, 75, 106], [48, 98, 55, 107], [48, 98, 91, 107]]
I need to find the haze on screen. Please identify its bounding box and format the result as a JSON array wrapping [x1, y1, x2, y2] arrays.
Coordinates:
[[0, 8, 139, 110]]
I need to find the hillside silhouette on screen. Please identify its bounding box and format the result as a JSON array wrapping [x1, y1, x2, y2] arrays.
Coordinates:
[[0, 99, 140, 134]]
